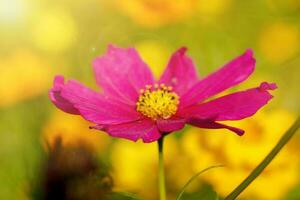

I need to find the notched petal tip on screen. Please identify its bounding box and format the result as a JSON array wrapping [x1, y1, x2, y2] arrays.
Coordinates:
[[49, 75, 81, 115], [259, 82, 278, 91], [107, 44, 136, 55], [52, 75, 65, 91], [50, 75, 65, 99], [245, 48, 256, 66], [54, 75, 64, 84], [107, 43, 118, 51], [245, 48, 254, 57], [242, 49, 256, 68], [177, 47, 188, 55]]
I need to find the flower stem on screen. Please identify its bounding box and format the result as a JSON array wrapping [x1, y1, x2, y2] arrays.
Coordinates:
[[158, 137, 166, 200], [225, 116, 300, 200]]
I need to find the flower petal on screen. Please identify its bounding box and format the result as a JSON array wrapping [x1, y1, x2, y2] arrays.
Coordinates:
[[57, 77, 141, 124], [188, 118, 245, 136], [92, 119, 161, 143], [180, 49, 255, 108], [156, 117, 186, 133], [179, 82, 277, 121], [49, 75, 80, 114], [158, 47, 199, 95], [93, 45, 155, 104]]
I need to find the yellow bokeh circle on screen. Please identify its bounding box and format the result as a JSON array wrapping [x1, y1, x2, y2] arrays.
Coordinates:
[[31, 8, 77, 53], [259, 22, 299, 64]]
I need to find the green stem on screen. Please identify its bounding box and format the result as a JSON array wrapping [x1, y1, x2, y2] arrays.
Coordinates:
[[225, 116, 300, 200], [158, 137, 166, 200]]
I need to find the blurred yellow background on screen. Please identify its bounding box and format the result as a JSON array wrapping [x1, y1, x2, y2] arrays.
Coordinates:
[[0, 0, 300, 199]]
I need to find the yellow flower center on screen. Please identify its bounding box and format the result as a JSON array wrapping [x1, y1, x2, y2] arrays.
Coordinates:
[[136, 84, 179, 120]]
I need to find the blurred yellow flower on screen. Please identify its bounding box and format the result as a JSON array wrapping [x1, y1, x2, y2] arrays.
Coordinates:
[[259, 22, 300, 64], [136, 41, 170, 78], [111, 0, 197, 27], [110, 136, 191, 199], [111, 140, 157, 199], [197, 0, 231, 23], [0, 50, 52, 107], [182, 110, 300, 199], [31, 8, 77, 53], [43, 110, 110, 152]]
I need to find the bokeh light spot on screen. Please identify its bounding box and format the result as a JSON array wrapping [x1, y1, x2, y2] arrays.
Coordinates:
[[112, 0, 197, 27], [0, 49, 52, 107], [197, 0, 231, 23], [259, 22, 300, 64], [31, 8, 77, 53]]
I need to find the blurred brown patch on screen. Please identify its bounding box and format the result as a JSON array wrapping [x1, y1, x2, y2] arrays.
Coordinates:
[[40, 137, 113, 200]]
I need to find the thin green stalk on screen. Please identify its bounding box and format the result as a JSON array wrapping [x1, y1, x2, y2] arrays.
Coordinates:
[[158, 137, 166, 200], [225, 116, 300, 200]]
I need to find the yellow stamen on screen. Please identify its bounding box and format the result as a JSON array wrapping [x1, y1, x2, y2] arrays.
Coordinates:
[[136, 84, 179, 120]]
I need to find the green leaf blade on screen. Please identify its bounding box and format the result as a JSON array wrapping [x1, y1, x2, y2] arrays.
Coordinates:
[[225, 116, 300, 200], [176, 165, 223, 200]]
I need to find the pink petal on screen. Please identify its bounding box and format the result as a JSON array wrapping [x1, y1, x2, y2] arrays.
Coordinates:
[[158, 47, 199, 95], [179, 82, 277, 121], [180, 49, 255, 108], [49, 75, 80, 114], [92, 119, 161, 143], [188, 119, 245, 136], [93, 45, 155, 105], [156, 117, 186, 133], [56, 76, 141, 124]]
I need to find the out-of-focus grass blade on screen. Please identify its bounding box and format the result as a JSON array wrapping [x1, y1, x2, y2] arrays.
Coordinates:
[[176, 165, 223, 200], [109, 192, 141, 200], [225, 116, 300, 200]]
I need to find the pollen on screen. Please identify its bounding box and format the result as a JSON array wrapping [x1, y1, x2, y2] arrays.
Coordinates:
[[136, 84, 179, 120]]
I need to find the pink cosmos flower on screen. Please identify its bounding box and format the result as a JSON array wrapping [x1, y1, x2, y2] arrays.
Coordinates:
[[49, 45, 276, 143]]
